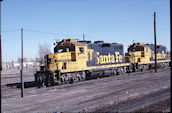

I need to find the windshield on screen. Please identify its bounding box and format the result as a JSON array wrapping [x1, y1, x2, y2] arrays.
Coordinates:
[[128, 46, 144, 52], [56, 46, 75, 53]]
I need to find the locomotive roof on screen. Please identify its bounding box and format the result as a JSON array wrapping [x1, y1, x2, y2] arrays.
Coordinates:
[[57, 39, 166, 50], [71, 41, 87, 46], [87, 43, 123, 47], [129, 43, 166, 48], [78, 40, 123, 46], [57, 39, 86, 47]]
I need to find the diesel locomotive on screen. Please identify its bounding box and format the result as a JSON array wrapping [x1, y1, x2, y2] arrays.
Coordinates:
[[34, 39, 170, 87]]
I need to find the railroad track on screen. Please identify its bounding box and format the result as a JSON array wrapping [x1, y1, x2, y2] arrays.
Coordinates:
[[2, 68, 170, 113], [1, 68, 170, 98], [54, 81, 170, 113], [110, 92, 170, 112], [2, 67, 169, 89]]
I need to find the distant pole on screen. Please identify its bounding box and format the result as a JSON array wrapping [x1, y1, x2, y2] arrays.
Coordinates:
[[83, 33, 85, 41], [154, 12, 157, 73], [0, 0, 3, 111], [20, 28, 24, 97]]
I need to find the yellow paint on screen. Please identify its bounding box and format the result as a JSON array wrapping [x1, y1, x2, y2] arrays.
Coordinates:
[[46, 40, 171, 79], [127, 44, 170, 65], [47, 39, 127, 75]]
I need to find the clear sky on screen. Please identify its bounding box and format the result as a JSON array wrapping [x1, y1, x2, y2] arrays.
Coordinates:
[[1, 0, 170, 62]]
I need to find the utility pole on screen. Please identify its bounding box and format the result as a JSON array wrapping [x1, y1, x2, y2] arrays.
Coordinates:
[[0, 0, 3, 111], [83, 33, 85, 41], [20, 28, 24, 97], [154, 12, 157, 73]]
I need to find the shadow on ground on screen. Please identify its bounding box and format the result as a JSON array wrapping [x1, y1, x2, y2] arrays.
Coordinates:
[[6, 81, 36, 88]]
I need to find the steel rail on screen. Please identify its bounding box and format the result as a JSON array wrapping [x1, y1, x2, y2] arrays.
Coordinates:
[[111, 92, 170, 112], [2, 68, 170, 99], [54, 81, 170, 113]]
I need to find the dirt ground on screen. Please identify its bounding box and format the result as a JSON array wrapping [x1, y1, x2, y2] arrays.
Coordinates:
[[1, 68, 171, 113], [1, 68, 37, 86]]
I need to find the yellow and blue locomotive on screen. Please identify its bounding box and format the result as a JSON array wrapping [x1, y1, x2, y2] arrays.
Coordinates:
[[126, 43, 170, 71], [34, 39, 170, 87]]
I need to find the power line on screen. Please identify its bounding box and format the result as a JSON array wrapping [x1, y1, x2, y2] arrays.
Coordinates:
[[2, 29, 20, 33], [2, 28, 83, 38], [24, 28, 82, 37]]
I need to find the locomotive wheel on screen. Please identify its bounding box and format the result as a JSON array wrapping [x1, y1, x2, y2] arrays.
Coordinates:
[[138, 65, 142, 72], [37, 74, 44, 88], [69, 77, 74, 84], [142, 65, 146, 71], [60, 76, 64, 84], [45, 72, 56, 87], [117, 68, 125, 75], [78, 75, 82, 81], [112, 69, 117, 75], [81, 72, 86, 80], [72, 77, 78, 83], [166, 62, 170, 67], [57, 81, 62, 85], [86, 71, 91, 80], [161, 63, 165, 68], [45, 74, 51, 87], [64, 76, 69, 84]]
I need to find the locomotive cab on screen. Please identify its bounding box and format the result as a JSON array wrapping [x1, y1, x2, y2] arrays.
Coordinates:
[[45, 39, 88, 72], [127, 43, 146, 64], [35, 39, 89, 87]]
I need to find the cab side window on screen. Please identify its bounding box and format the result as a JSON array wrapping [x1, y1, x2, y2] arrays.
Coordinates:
[[79, 47, 84, 54]]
